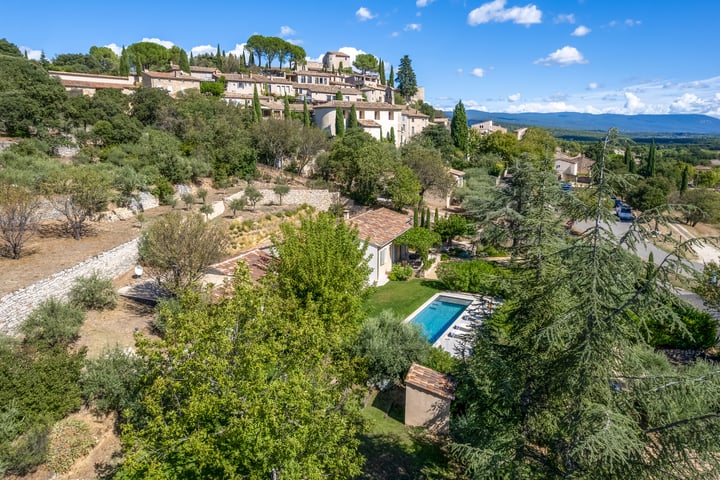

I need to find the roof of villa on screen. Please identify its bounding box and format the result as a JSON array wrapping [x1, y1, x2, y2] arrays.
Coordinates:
[[142, 71, 201, 81], [208, 246, 273, 282], [405, 363, 456, 400], [294, 84, 361, 94], [348, 207, 412, 248], [190, 66, 220, 72], [326, 51, 350, 57], [48, 70, 134, 81], [314, 100, 402, 111], [57, 79, 133, 90], [357, 119, 382, 128]]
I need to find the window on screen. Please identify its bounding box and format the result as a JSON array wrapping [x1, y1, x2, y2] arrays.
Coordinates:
[[388, 111, 394, 120], [374, 111, 380, 120], [359, 110, 364, 119], [379, 247, 387, 266]]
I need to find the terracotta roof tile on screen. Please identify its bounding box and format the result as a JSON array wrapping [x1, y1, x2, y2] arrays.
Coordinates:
[[357, 119, 381, 128], [348, 208, 412, 247], [207, 247, 273, 283], [405, 363, 456, 400]]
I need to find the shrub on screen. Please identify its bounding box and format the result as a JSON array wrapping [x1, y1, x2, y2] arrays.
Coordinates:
[[436, 259, 510, 297], [69, 273, 118, 311], [82, 347, 144, 416], [21, 299, 85, 348], [388, 264, 414, 281], [46, 418, 95, 474], [151, 178, 174, 205], [424, 347, 458, 375], [0, 422, 50, 476]]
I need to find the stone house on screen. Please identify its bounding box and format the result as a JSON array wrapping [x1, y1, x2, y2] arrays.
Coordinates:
[[322, 51, 351, 71], [295, 84, 362, 103], [470, 120, 507, 135], [404, 363, 456, 433], [141, 70, 201, 96], [49, 71, 136, 96], [189, 65, 221, 80], [348, 208, 413, 286], [554, 152, 595, 183], [399, 107, 430, 144], [313, 101, 403, 144]]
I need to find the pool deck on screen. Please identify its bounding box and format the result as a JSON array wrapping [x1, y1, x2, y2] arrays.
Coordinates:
[[405, 292, 503, 358]]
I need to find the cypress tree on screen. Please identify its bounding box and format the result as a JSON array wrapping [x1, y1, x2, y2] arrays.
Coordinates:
[[189, 51, 194, 66], [338, 61, 343, 73], [420, 207, 426, 228], [378, 59, 386, 86], [335, 90, 344, 101], [284, 96, 291, 121], [119, 46, 130, 76], [680, 164, 689, 194], [215, 43, 222, 70], [348, 104, 358, 129], [179, 49, 190, 72], [413, 207, 419, 227], [334, 107, 345, 137], [303, 98, 310, 127], [646, 138, 656, 177], [624, 146, 633, 172], [451, 100, 468, 153], [252, 85, 262, 123], [388, 65, 394, 88], [434, 208, 439, 224], [389, 126, 396, 145]]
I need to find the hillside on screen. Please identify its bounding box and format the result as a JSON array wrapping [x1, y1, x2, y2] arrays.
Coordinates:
[[465, 111, 720, 136]]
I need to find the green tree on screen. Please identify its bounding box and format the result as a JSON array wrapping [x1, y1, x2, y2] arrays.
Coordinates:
[[127, 41, 169, 71], [395, 227, 441, 269], [267, 212, 370, 334], [294, 125, 329, 175], [680, 164, 689, 194], [389, 126, 396, 144], [243, 186, 263, 210], [378, 58, 386, 85], [451, 100, 468, 153], [626, 176, 672, 212], [334, 106, 345, 137], [283, 96, 291, 120], [433, 214, 470, 245], [388, 65, 394, 88], [302, 98, 310, 127], [252, 85, 262, 123], [395, 55, 418, 101], [228, 197, 246, 217], [348, 103, 358, 129], [131, 86, 172, 127], [624, 146, 636, 173], [645, 138, 657, 177], [401, 141, 456, 209], [335, 90, 344, 101], [89, 46, 119, 73], [386, 164, 421, 211], [118, 46, 130, 76], [273, 177, 290, 205], [178, 48, 190, 72], [356, 310, 430, 385], [44, 166, 111, 240], [0, 38, 22, 57], [199, 203, 214, 219], [138, 212, 228, 293], [117, 268, 365, 478], [452, 129, 720, 478], [352, 53, 379, 74], [673, 187, 720, 226]]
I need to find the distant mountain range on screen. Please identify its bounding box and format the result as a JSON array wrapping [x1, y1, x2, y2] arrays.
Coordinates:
[[464, 111, 720, 136]]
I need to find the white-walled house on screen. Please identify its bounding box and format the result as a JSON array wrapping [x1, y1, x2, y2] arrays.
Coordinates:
[[141, 71, 201, 96], [322, 51, 351, 71], [313, 101, 403, 145], [349, 208, 413, 286], [399, 107, 430, 145], [295, 85, 362, 103]]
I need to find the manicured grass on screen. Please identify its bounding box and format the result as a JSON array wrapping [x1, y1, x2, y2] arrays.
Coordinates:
[[363, 279, 444, 320], [358, 389, 457, 479]]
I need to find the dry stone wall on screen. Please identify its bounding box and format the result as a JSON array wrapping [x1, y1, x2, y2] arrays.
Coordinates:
[[0, 238, 140, 336], [226, 189, 339, 211]]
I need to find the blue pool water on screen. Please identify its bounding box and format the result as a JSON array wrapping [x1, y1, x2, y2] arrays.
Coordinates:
[[410, 297, 470, 343]]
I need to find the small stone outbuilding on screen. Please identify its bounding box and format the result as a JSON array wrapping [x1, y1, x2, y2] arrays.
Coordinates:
[[404, 363, 456, 433]]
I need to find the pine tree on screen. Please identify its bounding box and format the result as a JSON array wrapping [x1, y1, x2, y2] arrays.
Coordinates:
[[252, 85, 262, 123], [378, 59, 386, 86], [119, 46, 130, 76], [334, 107, 345, 137], [395, 55, 417, 101], [451, 99, 468, 153], [388, 65, 394, 88], [303, 98, 310, 127], [348, 104, 358, 129], [284, 96, 291, 121], [453, 129, 720, 478]]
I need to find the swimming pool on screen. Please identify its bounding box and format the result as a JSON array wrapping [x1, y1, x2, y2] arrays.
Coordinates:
[[408, 295, 472, 343]]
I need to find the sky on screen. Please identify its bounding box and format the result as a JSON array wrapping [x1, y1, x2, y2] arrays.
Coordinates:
[[4, 0, 720, 117]]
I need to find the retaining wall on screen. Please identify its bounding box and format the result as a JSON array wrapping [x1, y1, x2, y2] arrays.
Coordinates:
[[0, 238, 140, 336]]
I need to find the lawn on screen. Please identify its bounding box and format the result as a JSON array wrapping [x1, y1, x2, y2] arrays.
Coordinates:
[[363, 279, 444, 320], [358, 389, 458, 479]]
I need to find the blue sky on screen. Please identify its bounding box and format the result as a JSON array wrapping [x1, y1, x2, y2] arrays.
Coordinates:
[[5, 0, 719, 117]]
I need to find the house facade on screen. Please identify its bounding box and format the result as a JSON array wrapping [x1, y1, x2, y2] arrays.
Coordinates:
[[322, 51, 351, 71], [49, 71, 136, 96], [141, 71, 201, 96], [404, 363, 456, 434], [348, 208, 413, 286], [313, 101, 404, 145]]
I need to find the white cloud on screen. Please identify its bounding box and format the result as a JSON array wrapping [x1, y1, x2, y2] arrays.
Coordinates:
[[104, 43, 122, 56], [572, 25, 591, 36], [457, 68, 464, 75], [468, 0, 542, 26], [279, 26, 295, 37], [625, 19, 641, 27], [508, 92, 521, 102], [405, 23, 422, 31], [555, 13, 575, 24], [471, 68, 485, 77], [335, 46, 368, 68], [416, 0, 434, 6], [19, 46, 41, 60], [191, 44, 215, 56], [356, 7, 376, 21], [534, 46, 587, 66], [227, 43, 247, 58], [286, 39, 303, 45], [391, 31, 400, 37], [623, 92, 645, 113], [142, 37, 175, 48], [587, 82, 599, 90]]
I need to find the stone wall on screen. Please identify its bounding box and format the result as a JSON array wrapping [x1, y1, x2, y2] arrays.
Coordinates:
[[0, 238, 140, 336], [226, 189, 339, 211]]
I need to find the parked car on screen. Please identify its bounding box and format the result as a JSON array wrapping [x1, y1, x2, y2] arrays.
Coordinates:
[[617, 204, 634, 222]]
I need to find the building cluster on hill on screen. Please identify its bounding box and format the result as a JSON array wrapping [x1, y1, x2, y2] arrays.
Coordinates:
[[49, 50, 446, 148]]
